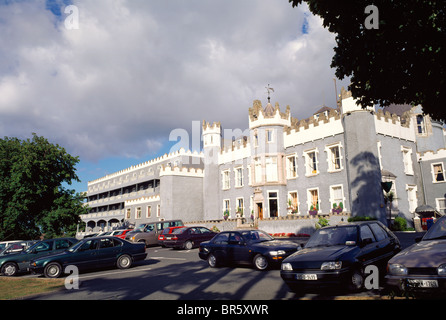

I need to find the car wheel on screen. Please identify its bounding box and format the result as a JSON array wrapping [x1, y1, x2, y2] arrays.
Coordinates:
[[184, 240, 194, 250], [253, 254, 269, 271], [44, 262, 63, 278], [208, 253, 219, 268], [117, 254, 132, 269], [1, 262, 18, 276], [348, 268, 365, 292]]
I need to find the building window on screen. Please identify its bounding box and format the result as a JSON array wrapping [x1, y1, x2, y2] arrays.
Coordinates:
[[254, 131, 259, 148], [136, 207, 142, 219], [235, 167, 244, 187], [326, 144, 342, 172], [126, 208, 131, 219], [304, 149, 319, 176], [266, 129, 274, 143], [147, 206, 152, 218], [247, 165, 252, 185], [377, 141, 383, 170], [254, 158, 262, 184], [223, 199, 230, 218], [288, 191, 299, 214], [401, 146, 414, 175], [406, 185, 417, 213], [307, 188, 320, 213], [417, 115, 426, 135], [268, 191, 279, 218], [436, 198, 446, 215], [222, 170, 230, 189], [266, 156, 278, 182], [236, 198, 244, 216], [156, 204, 161, 217], [330, 185, 344, 212], [286, 155, 298, 179], [432, 163, 445, 182]]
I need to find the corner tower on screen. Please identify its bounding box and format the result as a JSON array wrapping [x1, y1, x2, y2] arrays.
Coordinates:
[[202, 121, 222, 220]]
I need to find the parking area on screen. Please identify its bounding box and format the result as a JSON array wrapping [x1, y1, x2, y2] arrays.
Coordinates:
[[2, 230, 427, 301]]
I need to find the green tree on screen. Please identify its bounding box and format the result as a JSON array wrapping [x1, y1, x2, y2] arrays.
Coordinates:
[[289, 0, 446, 122], [0, 134, 88, 240]]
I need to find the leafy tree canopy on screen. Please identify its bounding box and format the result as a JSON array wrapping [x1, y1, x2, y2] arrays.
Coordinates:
[[289, 0, 446, 122], [0, 134, 88, 240]]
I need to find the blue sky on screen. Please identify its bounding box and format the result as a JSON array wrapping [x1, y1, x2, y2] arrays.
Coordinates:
[[0, 0, 350, 194]]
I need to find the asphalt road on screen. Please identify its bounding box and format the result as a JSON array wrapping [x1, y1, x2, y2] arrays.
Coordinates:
[[24, 231, 425, 301]]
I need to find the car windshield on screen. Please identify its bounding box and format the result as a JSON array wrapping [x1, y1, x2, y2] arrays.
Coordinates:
[[305, 226, 358, 248], [241, 230, 274, 243], [423, 217, 446, 241]]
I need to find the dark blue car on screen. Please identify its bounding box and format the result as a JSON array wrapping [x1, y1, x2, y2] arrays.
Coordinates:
[[30, 236, 147, 278], [199, 229, 301, 271]]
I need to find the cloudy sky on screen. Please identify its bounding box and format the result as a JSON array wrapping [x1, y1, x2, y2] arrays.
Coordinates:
[[0, 0, 350, 192]]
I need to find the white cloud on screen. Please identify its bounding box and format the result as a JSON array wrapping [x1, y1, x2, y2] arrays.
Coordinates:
[[0, 0, 350, 163]]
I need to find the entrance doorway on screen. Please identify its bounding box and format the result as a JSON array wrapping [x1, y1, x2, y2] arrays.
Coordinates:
[[257, 203, 263, 220], [268, 192, 278, 218]]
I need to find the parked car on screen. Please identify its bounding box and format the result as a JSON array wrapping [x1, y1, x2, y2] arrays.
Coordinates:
[[126, 220, 183, 246], [0, 237, 78, 276], [30, 236, 147, 278], [164, 226, 217, 250], [199, 229, 301, 271], [280, 221, 401, 292], [113, 229, 132, 240], [157, 226, 185, 246], [386, 215, 446, 295]]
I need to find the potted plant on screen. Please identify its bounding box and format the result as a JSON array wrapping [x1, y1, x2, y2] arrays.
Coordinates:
[[236, 207, 243, 218], [309, 202, 318, 215], [223, 210, 229, 220], [332, 202, 343, 214], [287, 199, 294, 214]]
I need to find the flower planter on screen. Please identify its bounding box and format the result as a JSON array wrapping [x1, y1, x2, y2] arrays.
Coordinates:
[[309, 210, 318, 216], [332, 208, 343, 214]]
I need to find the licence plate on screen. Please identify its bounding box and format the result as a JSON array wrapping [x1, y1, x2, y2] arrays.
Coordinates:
[[407, 279, 438, 288], [296, 273, 317, 280]]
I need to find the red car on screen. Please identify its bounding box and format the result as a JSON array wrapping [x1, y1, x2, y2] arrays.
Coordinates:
[[164, 226, 218, 250], [158, 226, 185, 247], [113, 229, 132, 240]]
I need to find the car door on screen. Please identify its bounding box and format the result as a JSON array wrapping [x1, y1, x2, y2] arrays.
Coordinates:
[[208, 232, 230, 263], [190, 227, 204, 245], [145, 223, 157, 245], [71, 239, 100, 270], [356, 225, 380, 268], [227, 232, 250, 264], [96, 238, 122, 267]]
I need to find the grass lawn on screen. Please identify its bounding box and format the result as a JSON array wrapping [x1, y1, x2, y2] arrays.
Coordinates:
[[0, 277, 65, 300]]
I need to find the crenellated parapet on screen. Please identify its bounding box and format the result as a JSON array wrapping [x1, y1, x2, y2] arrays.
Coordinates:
[[88, 148, 204, 186], [160, 165, 205, 177], [249, 100, 291, 129], [418, 148, 446, 161]]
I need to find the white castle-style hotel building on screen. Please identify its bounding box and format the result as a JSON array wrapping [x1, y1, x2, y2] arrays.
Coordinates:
[[77, 88, 446, 238]]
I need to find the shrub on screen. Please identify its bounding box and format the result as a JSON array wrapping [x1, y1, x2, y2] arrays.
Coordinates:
[[315, 217, 330, 229], [392, 217, 408, 231], [347, 216, 377, 222]]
